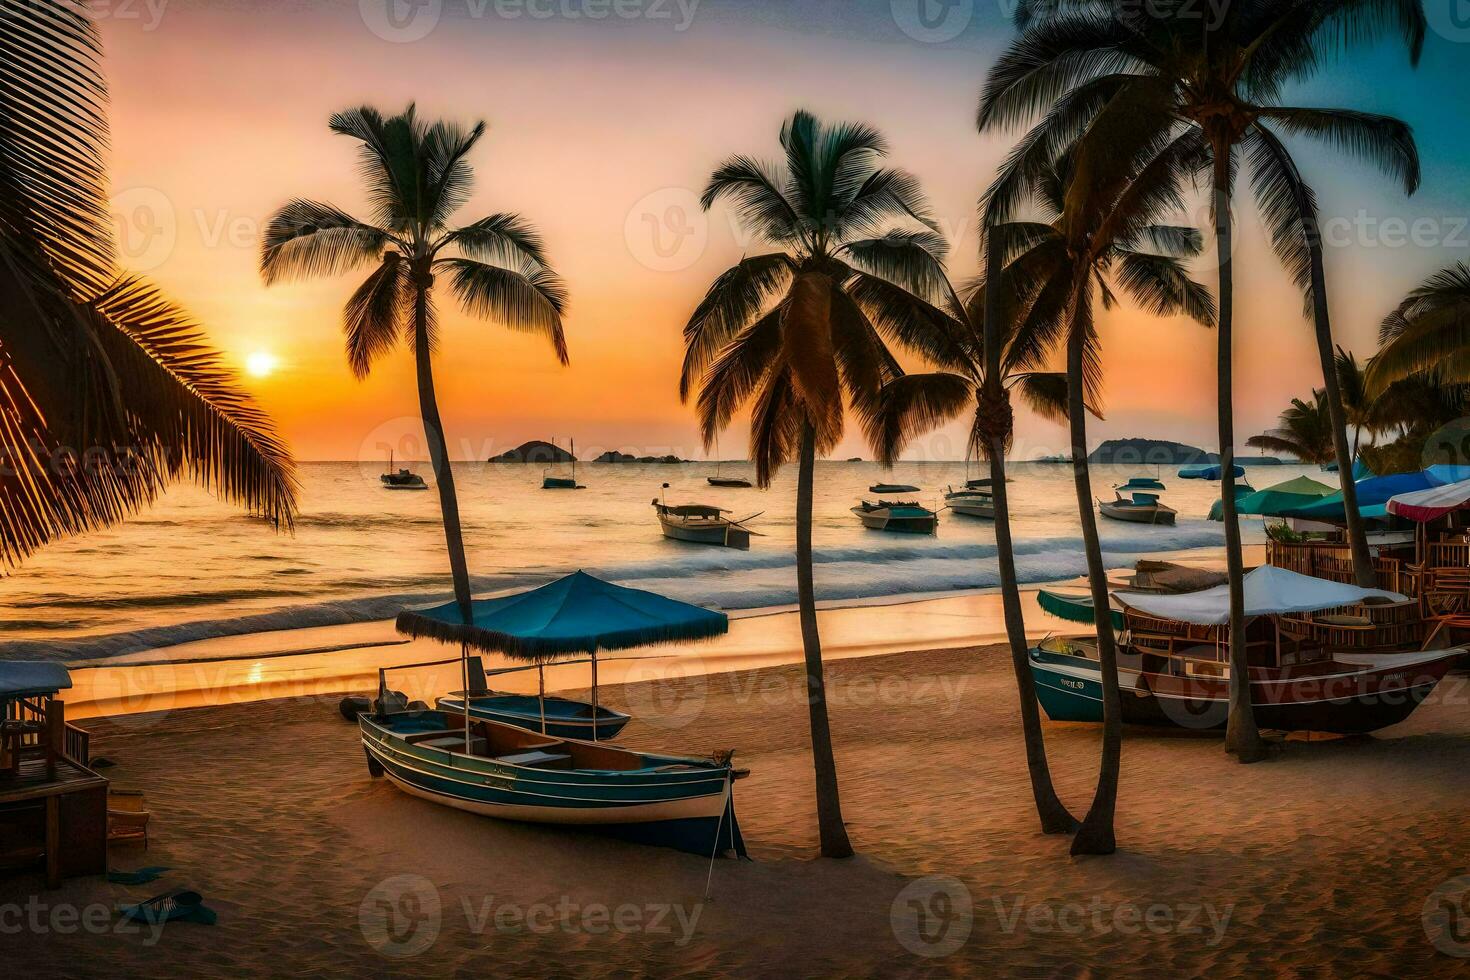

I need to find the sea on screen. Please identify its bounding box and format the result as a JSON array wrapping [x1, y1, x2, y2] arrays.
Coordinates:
[[2, 460, 1320, 663]]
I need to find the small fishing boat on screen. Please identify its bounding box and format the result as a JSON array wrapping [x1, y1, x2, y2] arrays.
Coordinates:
[[1099, 491, 1177, 525], [707, 476, 753, 489], [359, 709, 744, 855], [542, 437, 584, 490], [1028, 567, 1465, 734], [1117, 476, 1166, 492], [944, 478, 997, 519], [869, 483, 920, 494], [436, 692, 630, 741], [380, 451, 428, 490], [851, 500, 939, 534], [652, 494, 761, 550]]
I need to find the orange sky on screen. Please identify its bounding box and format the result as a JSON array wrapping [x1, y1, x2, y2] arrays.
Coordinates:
[[97, 4, 1470, 463]]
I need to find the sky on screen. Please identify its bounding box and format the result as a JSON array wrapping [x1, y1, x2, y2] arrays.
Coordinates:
[[96, 0, 1470, 463]]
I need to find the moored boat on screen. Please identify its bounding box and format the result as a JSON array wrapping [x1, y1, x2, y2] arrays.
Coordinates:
[[1099, 491, 1177, 525], [707, 476, 753, 489], [869, 483, 920, 494], [652, 499, 760, 550], [380, 451, 428, 490], [542, 437, 584, 489], [945, 479, 996, 519], [359, 709, 744, 855], [851, 499, 939, 534]]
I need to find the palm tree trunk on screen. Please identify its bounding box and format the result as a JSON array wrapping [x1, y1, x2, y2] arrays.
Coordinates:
[[796, 418, 853, 858], [1302, 209, 1374, 588], [1212, 141, 1267, 764], [1066, 288, 1120, 857], [983, 236, 1077, 835], [412, 285, 474, 623]]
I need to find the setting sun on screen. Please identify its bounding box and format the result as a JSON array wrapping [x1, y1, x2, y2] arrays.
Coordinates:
[[245, 350, 278, 378]]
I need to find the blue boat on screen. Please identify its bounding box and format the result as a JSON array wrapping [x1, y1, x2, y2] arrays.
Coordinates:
[[360, 709, 745, 856], [435, 692, 630, 741], [1117, 476, 1166, 492]]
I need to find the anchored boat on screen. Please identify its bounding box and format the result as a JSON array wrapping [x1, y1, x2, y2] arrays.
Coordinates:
[[542, 437, 584, 489], [380, 452, 428, 490], [652, 499, 761, 550], [851, 499, 939, 534], [869, 483, 920, 494], [945, 479, 997, 520], [1099, 490, 1177, 525]]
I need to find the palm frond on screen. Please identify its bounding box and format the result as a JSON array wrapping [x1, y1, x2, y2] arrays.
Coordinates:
[[260, 200, 391, 284], [872, 373, 973, 463], [839, 231, 950, 302], [1113, 250, 1217, 327], [678, 253, 794, 402], [440, 257, 569, 365], [440, 212, 552, 269], [344, 256, 409, 379], [701, 155, 802, 246], [694, 304, 786, 447], [1257, 107, 1419, 194]]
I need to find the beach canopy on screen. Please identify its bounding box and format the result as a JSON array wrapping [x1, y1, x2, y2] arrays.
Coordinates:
[[1284, 470, 1442, 522], [396, 570, 729, 660], [1118, 477, 1165, 491], [1179, 463, 1244, 480], [1116, 566, 1406, 626], [1386, 477, 1470, 523], [1232, 475, 1336, 517], [0, 661, 71, 699]]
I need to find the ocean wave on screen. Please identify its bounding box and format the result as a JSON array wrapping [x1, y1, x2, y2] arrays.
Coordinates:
[[5, 523, 1224, 665]]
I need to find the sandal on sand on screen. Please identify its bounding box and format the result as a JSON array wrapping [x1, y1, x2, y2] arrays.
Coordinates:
[[107, 867, 172, 885], [120, 889, 217, 926]]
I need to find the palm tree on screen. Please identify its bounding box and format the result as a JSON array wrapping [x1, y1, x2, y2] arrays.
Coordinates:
[[0, 2, 297, 566], [871, 239, 1091, 835], [982, 0, 1424, 763], [1367, 263, 1470, 392], [1247, 392, 1335, 464], [261, 106, 568, 622], [681, 111, 951, 858]]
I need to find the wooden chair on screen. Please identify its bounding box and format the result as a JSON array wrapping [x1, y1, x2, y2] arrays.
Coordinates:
[[107, 790, 150, 849]]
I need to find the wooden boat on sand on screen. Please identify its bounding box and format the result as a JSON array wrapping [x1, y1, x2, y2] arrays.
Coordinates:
[[435, 692, 631, 741], [360, 709, 745, 855]]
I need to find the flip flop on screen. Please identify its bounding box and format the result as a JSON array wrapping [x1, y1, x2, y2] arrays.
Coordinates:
[[120, 889, 217, 926]]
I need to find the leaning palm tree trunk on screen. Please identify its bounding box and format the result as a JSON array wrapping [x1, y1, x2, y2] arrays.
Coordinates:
[[795, 419, 853, 858], [411, 286, 474, 623], [1065, 292, 1120, 856], [1302, 211, 1374, 589], [983, 239, 1077, 835], [1212, 149, 1266, 763]]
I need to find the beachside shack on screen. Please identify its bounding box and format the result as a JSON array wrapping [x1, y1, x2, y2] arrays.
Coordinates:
[[0, 663, 107, 887]]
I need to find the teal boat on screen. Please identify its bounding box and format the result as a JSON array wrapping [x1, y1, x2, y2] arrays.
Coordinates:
[[541, 437, 583, 489], [1035, 589, 1124, 630], [436, 693, 631, 741], [1117, 476, 1165, 492], [851, 500, 939, 534], [360, 709, 745, 856]]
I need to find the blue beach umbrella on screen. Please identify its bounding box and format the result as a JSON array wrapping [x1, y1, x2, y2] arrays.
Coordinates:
[[397, 571, 729, 738]]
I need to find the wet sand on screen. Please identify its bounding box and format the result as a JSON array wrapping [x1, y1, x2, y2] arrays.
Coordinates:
[[11, 641, 1469, 976]]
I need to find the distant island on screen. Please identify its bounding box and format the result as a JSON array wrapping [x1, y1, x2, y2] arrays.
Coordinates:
[[1087, 439, 1283, 466], [594, 450, 688, 464], [489, 440, 574, 463]]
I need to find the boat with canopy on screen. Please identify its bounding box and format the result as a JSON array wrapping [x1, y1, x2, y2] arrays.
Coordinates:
[[1030, 566, 1462, 734], [367, 572, 744, 855], [380, 451, 428, 490], [851, 499, 939, 534], [652, 485, 761, 549], [1099, 490, 1177, 525]]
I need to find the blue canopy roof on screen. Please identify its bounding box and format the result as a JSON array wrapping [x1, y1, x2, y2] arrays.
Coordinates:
[[1118, 477, 1165, 491], [0, 662, 71, 699], [396, 571, 729, 660], [1285, 470, 1442, 522]]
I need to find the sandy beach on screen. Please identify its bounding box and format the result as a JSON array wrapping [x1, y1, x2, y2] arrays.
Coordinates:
[[10, 643, 1468, 976]]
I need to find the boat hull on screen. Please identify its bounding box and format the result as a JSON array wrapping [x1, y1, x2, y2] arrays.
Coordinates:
[[947, 500, 995, 520], [707, 477, 752, 489], [1099, 502, 1177, 525], [542, 477, 580, 490], [359, 711, 744, 856], [851, 506, 938, 534], [436, 694, 631, 741], [1029, 645, 1461, 734], [658, 519, 752, 550]]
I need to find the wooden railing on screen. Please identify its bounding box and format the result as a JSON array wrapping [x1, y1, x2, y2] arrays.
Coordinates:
[[6, 697, 90, 767], [1265, 541, 1408, 595], [1426, 541, 1470, 570]]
